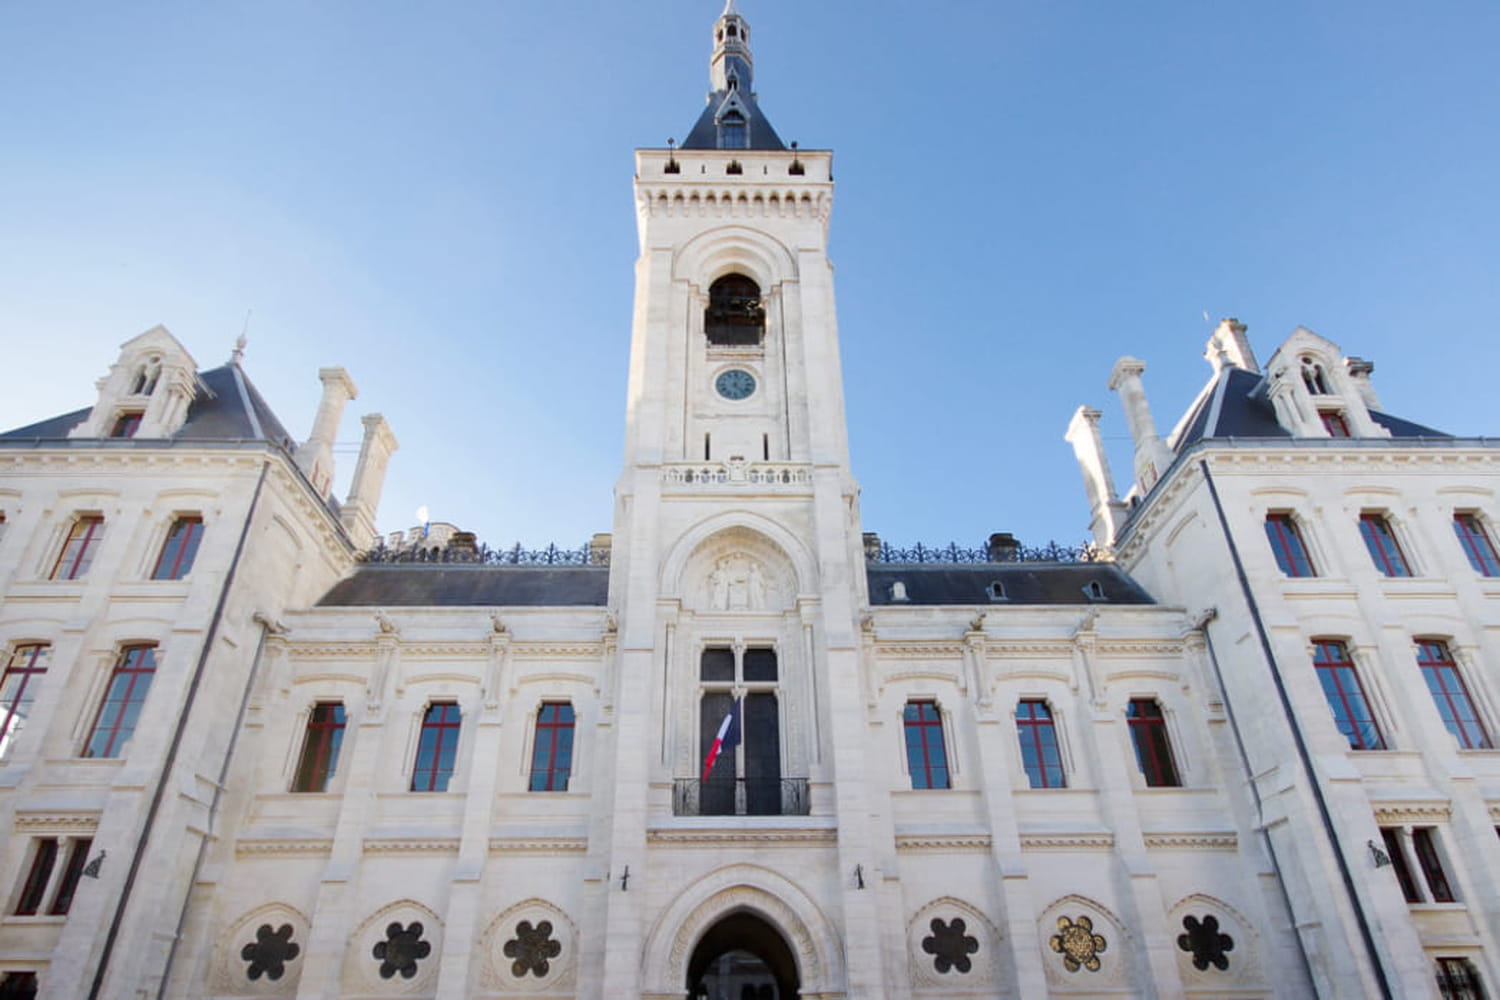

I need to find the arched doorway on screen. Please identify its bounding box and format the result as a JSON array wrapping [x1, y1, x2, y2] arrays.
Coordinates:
[[685, 911, 799, 1000]]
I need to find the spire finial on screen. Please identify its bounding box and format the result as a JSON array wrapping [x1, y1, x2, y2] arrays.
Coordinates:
[[721, 0, 738, 16], [231, 310, 251, 364]]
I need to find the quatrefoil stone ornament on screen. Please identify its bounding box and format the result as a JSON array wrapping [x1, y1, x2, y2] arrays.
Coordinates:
[[1177, 914, 1234, 971], [240, 923, 300, 981], [503, 919, 562, 978], [920, 917, 979, 974], [372, 921, 431, 980], [1050, 915, 1108, 973]]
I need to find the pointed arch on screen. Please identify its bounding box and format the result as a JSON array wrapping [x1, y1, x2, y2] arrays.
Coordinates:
[[659, 512, 818, 602], [640, 863, 845, 996], [674, 225, 798, 292]]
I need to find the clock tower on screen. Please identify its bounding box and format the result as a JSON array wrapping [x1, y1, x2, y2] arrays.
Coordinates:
[[597, 2, 884, 995]]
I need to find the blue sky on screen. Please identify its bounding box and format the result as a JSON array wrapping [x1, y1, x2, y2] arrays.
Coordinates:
[[2, 2, 1497, 552]]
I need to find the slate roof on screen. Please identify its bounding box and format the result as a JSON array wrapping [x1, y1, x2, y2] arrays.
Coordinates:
[[0, 364, 297, 449], [682, 91, 786, 151], [317, 566, 610, 607], [1167, 365, 1449, 455], [867, 563, 1154, 606]]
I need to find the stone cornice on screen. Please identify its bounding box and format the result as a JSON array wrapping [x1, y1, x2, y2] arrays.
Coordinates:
[[13, 811, 99, 832], [874, 642, 966, 659], [894, 833, 992, 853], [488, 836, 589, 853], [1142, 832, 1239, 850], [288, 641, 605, 661], [647, 828, 838, 847], [234, 838, 334, 857], [362, 837, 461, 855], [1373, 800, 1452, 825], [1019, 833, 1115, 851]]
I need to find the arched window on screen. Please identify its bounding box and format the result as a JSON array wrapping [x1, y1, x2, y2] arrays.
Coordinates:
[[705, 274, 765, 346], [718, 110, 748, 149], [1300, 356, 1330, 395]]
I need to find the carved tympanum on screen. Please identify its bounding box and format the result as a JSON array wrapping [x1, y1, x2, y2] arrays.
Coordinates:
[[920, 917, 978, 974]]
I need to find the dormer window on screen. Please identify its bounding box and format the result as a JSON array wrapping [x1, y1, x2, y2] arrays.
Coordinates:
[[1300, 357, 1330, 395], [1320, 411, 1351, 438], [705, 274, 764, 346], [1084, 580, 1107, 601], [987, 581, 1007, 601], [110, 412, 144, 438], [718, 110, 747, 149]]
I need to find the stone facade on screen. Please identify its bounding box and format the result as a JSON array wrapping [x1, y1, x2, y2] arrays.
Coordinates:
[[0, 5, 1496, 999]]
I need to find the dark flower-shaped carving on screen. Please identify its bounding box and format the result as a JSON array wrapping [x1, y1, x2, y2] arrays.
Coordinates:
[[920, 917, 979, 974], [503, 919, 562, 978], [372, 921, 431, 980], [240, 923, 300, 981], [1050, 915, 1107, 973], [1177, 914, 1234, 971]]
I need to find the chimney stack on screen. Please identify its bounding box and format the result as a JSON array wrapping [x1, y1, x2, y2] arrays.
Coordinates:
[[295, 368, 358, 497], [340, 414, 398, 551]]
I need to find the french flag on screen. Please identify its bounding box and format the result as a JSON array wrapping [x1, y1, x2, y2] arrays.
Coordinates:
[[700, 698, 742, 783]]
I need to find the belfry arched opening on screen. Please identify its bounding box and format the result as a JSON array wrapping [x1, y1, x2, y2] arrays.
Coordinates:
[[685, 911, 799, 1000]]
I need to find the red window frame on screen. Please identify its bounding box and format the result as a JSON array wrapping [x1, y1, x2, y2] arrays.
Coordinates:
[[0, 645, 49, 757], [1417, 640, 1491, 750], [291, 702, 346, 792], [13, 840, 57, 916], [1264, 513, 1317, 577], [83, 644, 157, 758], [411, 702, 461, 792], [1016, 700, 1065, 788], [1126, 698, 1181, 787], [1436, 957, 1486, 1000], [1454, 513, 1500, 577], [151, 516, 203, 580], [1312, 640, 1385, 750], [1320, 410, 1351, 437], [109, 411, 143, 438], [50, 516, 103, 580], [47, 838, 91, 915], [1413, 827, 1456, 902], [1359, 513, 1412, 577], [1382, 827, 1422, 902], [902, 700, 950, 789], [529, 702, 575, 792]]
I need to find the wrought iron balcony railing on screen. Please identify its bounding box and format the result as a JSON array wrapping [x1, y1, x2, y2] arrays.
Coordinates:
[[673, 778, 809, 817]]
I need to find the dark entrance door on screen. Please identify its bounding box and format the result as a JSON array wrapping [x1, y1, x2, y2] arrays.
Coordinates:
[[685, 911, 800, 1000]]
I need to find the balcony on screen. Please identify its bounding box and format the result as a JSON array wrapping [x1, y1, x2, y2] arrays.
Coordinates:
[[673, 778, 809, 817]]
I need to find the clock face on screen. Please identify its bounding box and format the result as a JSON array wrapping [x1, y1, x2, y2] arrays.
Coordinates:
[[715, 369, 756, 400]]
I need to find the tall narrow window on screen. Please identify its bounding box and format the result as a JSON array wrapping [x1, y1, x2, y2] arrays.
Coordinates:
[[83, 644, 158, 758], [13, 839, 57, 915], [1265, 513, 1317, 577], [1436, 957, 1487, 1000], [1320, 411, 1351, 437], [1382, 827, 1421, 902], [47, 838, 91, 915], [1412, 827, 1456, 902], [529, 702, 575, 791], [1126, 698, 1181, 787], [151, 516, 203, 580], [291, 702, 346, 792], [109, 412, 144, 438], [697, 646, 782, 815], [411, 702, 461, 792], [0, 644, 50, 758], [903, 700, 950, 789], [1360, 513, 1412, 577], [1016, 700, 1065, 788], [50, 516, 103, 580], [1312, 640, 1384, 750], [1417, 640, 1491, 749], [705, 273, 764, 346], [1454, 513, 1500, 576]]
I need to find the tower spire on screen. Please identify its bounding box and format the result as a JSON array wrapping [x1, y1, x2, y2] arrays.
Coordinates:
[[680, 1, 785, 150]]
